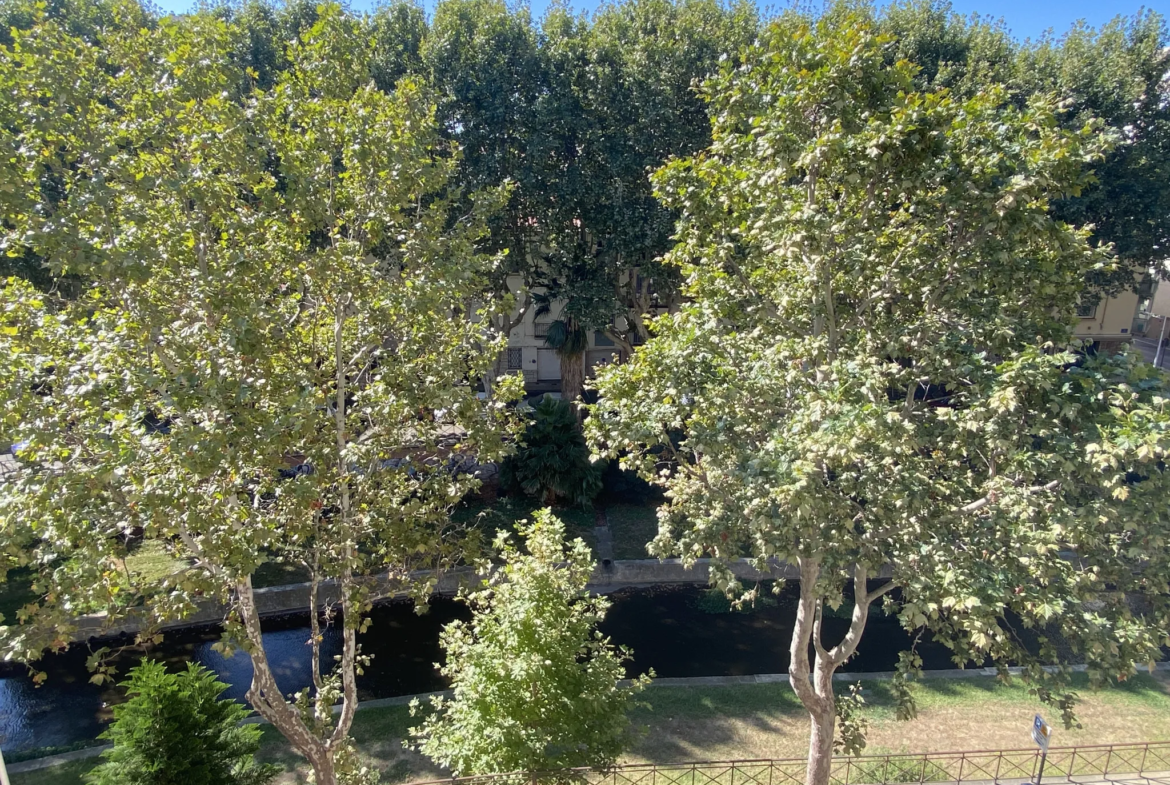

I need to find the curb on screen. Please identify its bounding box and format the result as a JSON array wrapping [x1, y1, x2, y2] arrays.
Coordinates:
[[13, 663, 1169, 773]]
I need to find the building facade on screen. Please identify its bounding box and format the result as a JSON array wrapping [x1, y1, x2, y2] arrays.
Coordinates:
[[498, 276, 1150, 392], [1072, 288, 1143, 351]]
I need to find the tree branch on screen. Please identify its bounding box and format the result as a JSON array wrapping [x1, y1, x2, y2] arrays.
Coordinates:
[[958, 480, 1060, 515], [827, 563, 870, 666], [865, 579, 898, 605], [811, 601, 829, 659]]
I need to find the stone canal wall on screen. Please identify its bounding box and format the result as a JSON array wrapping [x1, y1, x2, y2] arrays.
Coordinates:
[[73, 557, 840, 640]]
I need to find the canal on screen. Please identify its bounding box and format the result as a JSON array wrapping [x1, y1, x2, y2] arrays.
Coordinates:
[[0, 583, 963, 752]]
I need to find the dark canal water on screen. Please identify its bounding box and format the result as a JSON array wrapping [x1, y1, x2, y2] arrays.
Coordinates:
[[0, 583, 963, 752]]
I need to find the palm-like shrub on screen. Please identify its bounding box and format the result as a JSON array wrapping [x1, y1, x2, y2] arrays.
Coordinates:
[[543, 317, 589, 406], [502, 396, 603, 506]]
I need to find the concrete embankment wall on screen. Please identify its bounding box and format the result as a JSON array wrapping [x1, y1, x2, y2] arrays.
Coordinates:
[[73, 558, 833, 640]]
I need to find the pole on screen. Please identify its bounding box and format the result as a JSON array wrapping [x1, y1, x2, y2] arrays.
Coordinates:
[[0, 746, 11, 785], [1034, 750, 1048, 785], [1154, 316, 1168, 368]]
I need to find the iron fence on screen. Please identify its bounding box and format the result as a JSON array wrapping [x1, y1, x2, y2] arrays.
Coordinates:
[[412, 742, 1170, 785]]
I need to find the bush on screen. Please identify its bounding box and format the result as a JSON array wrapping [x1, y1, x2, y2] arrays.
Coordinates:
[[87, 661, 276, 785], [501, 397, 604, 506], [410, 509, 652, 775]]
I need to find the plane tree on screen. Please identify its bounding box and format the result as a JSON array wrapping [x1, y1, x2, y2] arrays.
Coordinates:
[[0, 7, 519, 783], [587, 15, 1170, 785]]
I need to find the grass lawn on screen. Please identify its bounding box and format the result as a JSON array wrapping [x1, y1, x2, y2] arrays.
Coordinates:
[[453, 496, 663, 562], [453, 495, 598, 552], [605, 503, 660, 560], [0, 497, 663, 609], [0, 541, 189, 624], [17, 674, 1170, 785], [253, 559, 313, 589]]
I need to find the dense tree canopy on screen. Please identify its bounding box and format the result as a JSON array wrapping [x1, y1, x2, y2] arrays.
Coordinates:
[[0, 0, 1168, 779], [1023, 12, 1170, 290], [587, 13, 1170, 785], [875, 1, 1170, 293], [2, 0, 1167, 319]]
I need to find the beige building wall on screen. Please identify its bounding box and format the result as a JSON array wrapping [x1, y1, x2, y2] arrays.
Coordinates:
[[494, 274, 625, 390], [1148, 279, 1170, 318], [1072, 289, 1141, 347]]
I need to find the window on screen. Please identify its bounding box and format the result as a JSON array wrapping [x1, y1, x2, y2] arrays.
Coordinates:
[[506, 347, 523, 370], [1076, 302, 1098, 319], [534, 320, 552, 340], [594, 330, 615, 347]]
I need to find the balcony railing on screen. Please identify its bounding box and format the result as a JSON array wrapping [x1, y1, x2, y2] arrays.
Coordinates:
[[412, 742, 1170, 785]]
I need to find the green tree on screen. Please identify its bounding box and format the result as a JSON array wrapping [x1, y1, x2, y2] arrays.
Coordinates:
[[410, 509, 650, 774], [1020, 11, 1170, 293], [423, 0, 545, 349], [875, 0, 1017, 96], [368, 0, 427, 93], [421, 0, 757, 385], [502, 396, 603, 506], [587, 14, 1170, 785], [0, 7, 519, 784], [87, 661, 276, 785], [875, 2, 1170, 296], [535, 0, 758, 353]]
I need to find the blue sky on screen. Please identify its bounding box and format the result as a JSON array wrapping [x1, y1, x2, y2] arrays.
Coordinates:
[[148, 0, 1170, 43]]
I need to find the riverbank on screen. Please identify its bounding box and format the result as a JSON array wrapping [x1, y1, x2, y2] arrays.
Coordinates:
[[12, 670, 1170, 785]]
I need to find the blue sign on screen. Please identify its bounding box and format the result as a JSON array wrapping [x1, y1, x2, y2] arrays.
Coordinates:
[[1032, 714, 1052, 751]]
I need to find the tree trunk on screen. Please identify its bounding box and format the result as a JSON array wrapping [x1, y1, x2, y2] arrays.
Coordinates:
[[789, 557, 835, 785], [788, 560, 891, 785], [306, 748, 338, 785], [237, 576, 340, 785], [805, 697, 836, 785], [560, 351, 585, 411]]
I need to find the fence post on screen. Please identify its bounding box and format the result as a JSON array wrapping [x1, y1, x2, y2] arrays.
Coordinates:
[[1139, 743, 1149, 776]]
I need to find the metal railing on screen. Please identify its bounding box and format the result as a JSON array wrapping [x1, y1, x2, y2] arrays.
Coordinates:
[[412, 742, 1170, 785]]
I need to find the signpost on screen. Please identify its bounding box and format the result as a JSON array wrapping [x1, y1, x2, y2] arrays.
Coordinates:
[[1032, 715, 1052, 785]]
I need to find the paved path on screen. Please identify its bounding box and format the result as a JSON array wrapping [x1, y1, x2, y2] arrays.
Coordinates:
[[594, 507, 614, 564]]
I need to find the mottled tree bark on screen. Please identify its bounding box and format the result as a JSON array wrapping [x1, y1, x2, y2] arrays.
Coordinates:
[[790, 558, 894, 785]]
